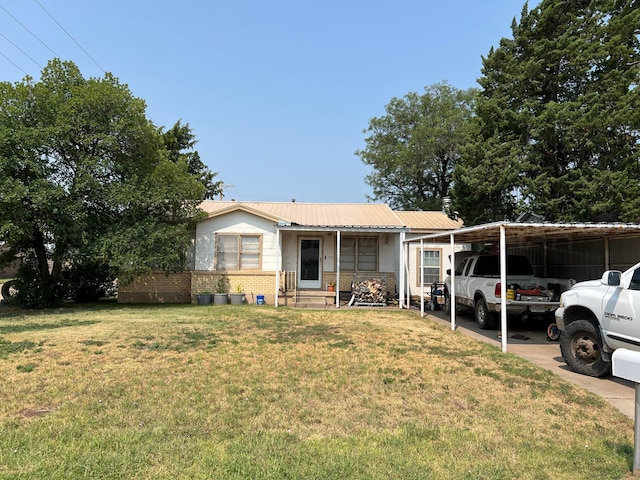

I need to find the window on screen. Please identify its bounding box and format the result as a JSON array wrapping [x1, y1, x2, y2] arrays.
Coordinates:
[[464, 259, 473, 276], [340, 237, 378, 272], [216, 234, 261, 270], [418, 249, 441, 285], [455, 258, 470, 276], [630, 268, 640, 291]]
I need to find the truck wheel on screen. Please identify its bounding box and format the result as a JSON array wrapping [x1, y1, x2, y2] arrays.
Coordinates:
[[444, 290, 451, 315], [559, 319, 610, 377], [475, 298, 497, 329], [1, 280, 17, 302]]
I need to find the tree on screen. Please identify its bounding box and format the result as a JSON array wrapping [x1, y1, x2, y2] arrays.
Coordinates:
[[356, 82, 477, 211], [0, 59, 214, 306], [161, 121, 222, 200], [453, 0, 640, 225]]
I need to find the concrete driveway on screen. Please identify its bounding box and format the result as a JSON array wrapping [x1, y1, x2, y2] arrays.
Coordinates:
[[424, 308, 636, 419]]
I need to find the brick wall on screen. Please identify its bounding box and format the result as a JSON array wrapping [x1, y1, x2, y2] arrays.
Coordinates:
[[118, 271, 191, 303], [118, 270, 398, 304], [192, 270, 278, 303]]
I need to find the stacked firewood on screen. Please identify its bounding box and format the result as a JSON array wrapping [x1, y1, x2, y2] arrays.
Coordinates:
[[352, 275, 387, 305]]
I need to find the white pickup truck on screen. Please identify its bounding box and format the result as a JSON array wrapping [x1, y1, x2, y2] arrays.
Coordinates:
[[444, 254, 561, 330], [556, 261, 640, 377]]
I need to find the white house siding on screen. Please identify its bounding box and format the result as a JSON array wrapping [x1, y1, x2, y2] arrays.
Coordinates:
[[280, 235, 297, 273], [378, 234, 397, 272], [195, 211, 278, 271], [278, 231, 398, 289], [323, 235, 335, 273]]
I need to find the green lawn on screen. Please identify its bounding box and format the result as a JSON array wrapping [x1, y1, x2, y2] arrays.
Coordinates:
[[0, 302, 634, 479]]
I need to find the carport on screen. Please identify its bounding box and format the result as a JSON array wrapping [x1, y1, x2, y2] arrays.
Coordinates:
[[401, 221, 640, 352]]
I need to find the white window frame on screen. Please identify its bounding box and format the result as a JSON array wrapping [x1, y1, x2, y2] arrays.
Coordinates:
[[215, 233, 262, 270], [417, 248, 442, 285]]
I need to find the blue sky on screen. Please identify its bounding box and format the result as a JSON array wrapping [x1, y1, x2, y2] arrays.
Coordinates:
[[1, 1, 537, 203]]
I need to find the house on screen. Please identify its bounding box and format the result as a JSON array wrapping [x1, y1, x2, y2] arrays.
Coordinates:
[[395, 210, 468, 303], [0, 243, 21, 278], [118, 201, 465, 305]]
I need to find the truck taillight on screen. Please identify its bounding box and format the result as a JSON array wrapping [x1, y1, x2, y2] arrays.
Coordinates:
[[495, 283, 502, 297]]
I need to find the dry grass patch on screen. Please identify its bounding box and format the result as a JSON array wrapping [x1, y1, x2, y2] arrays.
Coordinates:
[[0, 302, 634, 479]]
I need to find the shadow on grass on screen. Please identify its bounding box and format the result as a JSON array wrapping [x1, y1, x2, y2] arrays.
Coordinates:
[[0, 319, 99, 334]]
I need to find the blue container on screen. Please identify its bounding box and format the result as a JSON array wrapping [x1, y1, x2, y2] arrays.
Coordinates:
[[256, 295, 265, 305]]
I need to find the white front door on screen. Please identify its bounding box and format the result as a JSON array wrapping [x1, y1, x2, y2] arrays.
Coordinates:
[[298, 238, 322, 289]]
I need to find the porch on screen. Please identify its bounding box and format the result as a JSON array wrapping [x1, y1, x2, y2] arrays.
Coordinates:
[[277, 270, 395, 308], [276, 290, 337, 308]]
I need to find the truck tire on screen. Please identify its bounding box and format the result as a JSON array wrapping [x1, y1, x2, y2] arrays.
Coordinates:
[[444, 290, 451, 315], [559, 319, 610, 377], [475, 298, 497, 329], [1, 280, 17, 301]]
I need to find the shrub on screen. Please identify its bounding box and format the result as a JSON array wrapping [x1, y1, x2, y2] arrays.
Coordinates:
[[13, 257, 64, 309], [215, 273, 230, 294], [61, 261, 117, 303]]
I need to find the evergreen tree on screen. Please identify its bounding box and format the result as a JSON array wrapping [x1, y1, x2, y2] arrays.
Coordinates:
[[161, 121, 222, 200], [453, 0, 640, 224]]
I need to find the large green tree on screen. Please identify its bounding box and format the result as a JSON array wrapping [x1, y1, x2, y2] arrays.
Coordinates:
[[356, 82, 477, 211], [453, 0, 640, 225], [160, 120, 222, 200], [0, 59, 217, 305]]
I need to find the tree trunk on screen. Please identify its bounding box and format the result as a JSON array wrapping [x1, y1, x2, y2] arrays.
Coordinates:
[[32, 229, 51, 279]]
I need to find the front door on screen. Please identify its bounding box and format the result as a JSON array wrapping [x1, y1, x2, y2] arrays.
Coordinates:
[[298, 238, 322, 289]]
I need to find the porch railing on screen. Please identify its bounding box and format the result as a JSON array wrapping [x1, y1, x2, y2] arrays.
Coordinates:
[[280, 271, 297, 293]]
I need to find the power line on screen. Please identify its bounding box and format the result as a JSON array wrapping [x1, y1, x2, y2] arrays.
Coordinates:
[[0, 31, 43, 69], [0, 4, 59, 58], [33, 0, 105, 73], [0, 49, 29, 76]]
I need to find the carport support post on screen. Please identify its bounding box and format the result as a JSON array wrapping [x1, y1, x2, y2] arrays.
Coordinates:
[[636, 383, 640, 476], [336, 230, 341, 309], [500, 225, 508, 353], [450, 233, 456, 330], [420, 239, 425, 317]]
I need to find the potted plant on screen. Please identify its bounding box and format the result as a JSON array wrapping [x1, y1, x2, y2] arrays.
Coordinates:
[[229, 284, 245, 305], [196, 291, 212, 305], [213, 274, 230, 305], [327, 282, 336, 292]]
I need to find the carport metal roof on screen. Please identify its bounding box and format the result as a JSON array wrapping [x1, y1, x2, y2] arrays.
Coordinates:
[[401, 221, 640, 353], [406, 220, 640, 245]]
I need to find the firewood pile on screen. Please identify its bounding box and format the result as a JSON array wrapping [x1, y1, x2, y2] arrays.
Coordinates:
[[351, 275, 387, 306]]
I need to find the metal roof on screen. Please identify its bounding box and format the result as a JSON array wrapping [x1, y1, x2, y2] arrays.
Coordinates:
[[394, 211, 463, 232], [200, 201, 404, 228], [199, 201, 463, 232], [407, 221, 640, 245]]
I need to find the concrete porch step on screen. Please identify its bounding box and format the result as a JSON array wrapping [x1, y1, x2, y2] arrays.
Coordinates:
[[280, 291, 337, 308], [294, 295, 328, 308]]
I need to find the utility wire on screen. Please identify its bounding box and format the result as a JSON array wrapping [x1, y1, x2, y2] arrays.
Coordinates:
[[0, 49, 29, 75], [0, 31, 43, 69], [33, 0, 105, 73], [0, 4, 59, 58]]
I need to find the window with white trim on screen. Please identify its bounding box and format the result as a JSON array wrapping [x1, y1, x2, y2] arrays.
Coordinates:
[[340, 237, 378, 272], [216, 234, 261, 270], [418, 249, 441, 285]]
